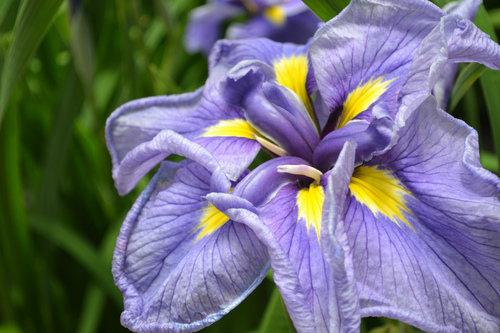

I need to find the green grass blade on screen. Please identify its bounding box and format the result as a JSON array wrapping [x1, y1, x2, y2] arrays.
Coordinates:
[[302, 0, 349, 22], [449, 63, 486, 112], [257, 287, 296, 333], [489, 8, 500, 29], [0, 0, 63, 129], [474, 5, 500, 167], [30, 215, 122, 307]]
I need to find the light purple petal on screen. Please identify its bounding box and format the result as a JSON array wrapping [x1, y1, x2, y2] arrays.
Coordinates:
[[113, 130, 223, 195], [114, 161, 270, 333], [434, 0, 481, 108], [314, 103, 398, 172], [106, 88, 203, 169], [223, 61, 319, 162], [218, 141, 361, 332], [209, 38, 309, 72], [398, 7, 500, 122], [348, 97, 500, 331], [310, 0, 444, 119], [184, 3, 244, 55]]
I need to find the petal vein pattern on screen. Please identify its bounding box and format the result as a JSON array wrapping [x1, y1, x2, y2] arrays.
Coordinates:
[[337, 77, 396, 129], [297, 183, 325, 243], [349, 166, 414, 230]]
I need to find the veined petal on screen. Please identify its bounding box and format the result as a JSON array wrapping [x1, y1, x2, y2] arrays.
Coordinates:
[[106, 88, 204, 169], [209, 38, 309, 73], [113, 161, 270, 333], [226, 141, 360, 332], [398, 10, 500, 122], [314, 103, 398, 172], [223, 62, 319, 162], [336, 76, 396, 129], [349, 97, 500, 331], [310, 0, 444, 119]]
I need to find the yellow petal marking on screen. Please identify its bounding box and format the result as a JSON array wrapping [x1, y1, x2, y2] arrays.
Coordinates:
[[273, 54, 314, 122], [337, 77, 395, 129], [264, 6, 286, 26], [349, 166, 414, 230], [297, 183, 325, 242], [194, 202, 230, 243], [199, 118, 260, 140]]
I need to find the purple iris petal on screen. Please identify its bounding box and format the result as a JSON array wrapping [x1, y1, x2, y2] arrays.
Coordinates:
[[114, 160, 270, 333], [112, 129, 224, 195], [211, 141, 361, 332], [209, 38, 310, 72], [399, 10, 500, 121], [223, 61, 319, 162], [433, 0, 481, 108], [342, 97, 500, 331], [310, 0, 443, 119], [314, 104, 398, 172]]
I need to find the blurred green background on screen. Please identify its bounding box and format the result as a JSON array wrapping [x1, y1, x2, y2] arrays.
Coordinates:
[[0, 0, 499, 332]]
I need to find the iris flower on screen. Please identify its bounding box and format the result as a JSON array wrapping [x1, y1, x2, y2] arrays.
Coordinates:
[[107, 0, 500, 331], [183, 0, 321, 55]]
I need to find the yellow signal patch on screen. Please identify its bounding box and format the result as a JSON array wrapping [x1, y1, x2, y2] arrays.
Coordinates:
[[194, 203, 230, 243], [349, 166, 414, 230], [297, 183, 325, 242], [337, 77, 395, 129], [199, 119, 260, 140], [273, 54, 314, 121], [264, 6, 286, 26]]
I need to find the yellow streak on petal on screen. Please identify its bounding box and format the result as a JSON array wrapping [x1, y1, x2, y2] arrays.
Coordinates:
[[264, 6, 286, 26], [297, 183, 325, 242], [349, 166, 414, 231], [273, 54, 314, 122], [194, 203, 230, 243], [337, 77, 395, 129], [199, 118, 259, 140]]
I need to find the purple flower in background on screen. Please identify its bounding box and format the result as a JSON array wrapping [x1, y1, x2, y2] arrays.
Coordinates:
[[107, 0, 500, 331], [183, 0, 321, 55]]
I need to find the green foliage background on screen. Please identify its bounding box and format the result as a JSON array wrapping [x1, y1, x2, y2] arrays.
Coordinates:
[[0, 0, 498, 332]]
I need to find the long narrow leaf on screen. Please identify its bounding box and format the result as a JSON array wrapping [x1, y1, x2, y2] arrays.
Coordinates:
[[30, 215, 122, 307], [449, 63, 486, 112], [474, 5, 500, 167], [0, 0, 63, 129], [302, 0, 349, 22]]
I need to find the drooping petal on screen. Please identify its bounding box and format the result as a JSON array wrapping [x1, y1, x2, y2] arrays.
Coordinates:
[[184, 3, 244, 55], [217, 142, 361, 332], [398, 7, 500, 122], [107, 63, 263, 192], [112, 130, 223, 195], [433, 0, 481, 108], [113, 161, 270, 333], [106, 88, 204, 170], [310, 0, 444, 120], [209, 37, 309, 73], [343, 97, 500, 331]]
